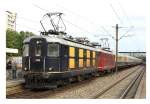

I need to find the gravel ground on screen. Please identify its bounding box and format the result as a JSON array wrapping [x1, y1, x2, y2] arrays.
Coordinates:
[[140, 73, 146, 98], [46, 65, 142, 99]]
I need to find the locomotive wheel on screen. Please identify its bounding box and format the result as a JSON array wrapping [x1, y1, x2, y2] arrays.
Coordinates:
[[95, 72, 100, 77], [77, 75, 83, 82], [56, 80, 63, 86]]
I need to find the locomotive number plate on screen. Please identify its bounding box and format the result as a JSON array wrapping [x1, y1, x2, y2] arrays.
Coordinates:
[[36, 59, 40, 62]]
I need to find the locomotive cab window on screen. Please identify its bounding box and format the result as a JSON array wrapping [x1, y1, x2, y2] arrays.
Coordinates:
[[35, 41, 42, 56], [23, 44, 29, 56], [48, 43, 59, 57]]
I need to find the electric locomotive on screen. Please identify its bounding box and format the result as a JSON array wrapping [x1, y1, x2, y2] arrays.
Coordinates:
[[23, 34, 104, 88]]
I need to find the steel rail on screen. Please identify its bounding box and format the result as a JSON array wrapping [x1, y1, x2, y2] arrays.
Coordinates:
[[119, 68, 145, 99], [91, 66, 142, 99]]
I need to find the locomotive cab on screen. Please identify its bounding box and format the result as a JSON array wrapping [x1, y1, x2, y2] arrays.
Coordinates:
[[29, 38, 47, 72], [23, 37, 61, 73]]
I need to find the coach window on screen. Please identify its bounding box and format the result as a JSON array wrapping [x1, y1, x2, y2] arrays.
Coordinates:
[[23, 44, 29, 56], [48, 44, 59, 57]]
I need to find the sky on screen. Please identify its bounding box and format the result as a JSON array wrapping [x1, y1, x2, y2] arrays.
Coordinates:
[[0, 0, 146, 52]]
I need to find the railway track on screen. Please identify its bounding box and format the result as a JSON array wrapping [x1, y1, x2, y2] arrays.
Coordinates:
[[91, 66, 145, 99], [7, 76, 96, 98], [6, 80, 25, 96], [134, 69, 146, 99], [120, 67, 145, 99], [7, 65, 144, 99]]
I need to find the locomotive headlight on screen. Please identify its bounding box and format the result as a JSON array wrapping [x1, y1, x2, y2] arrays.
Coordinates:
[[36, 41, 40, 44], [49, 67, 52, 71], [24, 67, 27, 71]]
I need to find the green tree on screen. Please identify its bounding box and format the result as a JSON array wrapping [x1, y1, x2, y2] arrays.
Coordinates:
[[6, 29, 34, 56], [6, 30, 18, 48]]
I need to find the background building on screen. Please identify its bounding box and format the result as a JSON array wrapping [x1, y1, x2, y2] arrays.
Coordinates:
[[6, 11, 17, 31]]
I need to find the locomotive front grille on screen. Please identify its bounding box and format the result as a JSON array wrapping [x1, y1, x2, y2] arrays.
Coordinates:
[[25, 74, 44, 88], [24, 73, 54, 89], [30, 61, 43, 72]]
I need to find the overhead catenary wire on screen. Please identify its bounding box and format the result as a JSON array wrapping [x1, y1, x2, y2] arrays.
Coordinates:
[[63, 19, 100, 37], [109, 0, 135, 39], [119, 26, 134, 40], [117, 0, 133, 26], [17, 16, 39, 24], [32, 4, 49, 12], [101, 26, 115, 39], [56, 4, 100, 27], [15, 4, 56, 33], [15, 15, 42, 34], [109, 3, 124, 25], [17, 15, 68, 33], [16, 23, 40, 32]]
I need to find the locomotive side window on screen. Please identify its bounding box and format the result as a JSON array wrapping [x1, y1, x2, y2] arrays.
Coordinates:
[[69, 47, 75, 57], [79, 49, 83, 68], [48, 44, 59, 57], [23, 44, 29, 56], [86, 50, 90, 67], [86, 50, 90, 58], [93, 51, 96, 58], [69, 47, 75, 69], [92, 51, 96, 66]]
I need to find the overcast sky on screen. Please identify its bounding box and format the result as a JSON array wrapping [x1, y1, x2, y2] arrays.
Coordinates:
[[0, 0, 146, 52]]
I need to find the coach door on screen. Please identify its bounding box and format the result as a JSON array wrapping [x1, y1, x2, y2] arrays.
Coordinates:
[[29, 38, 47, 72]]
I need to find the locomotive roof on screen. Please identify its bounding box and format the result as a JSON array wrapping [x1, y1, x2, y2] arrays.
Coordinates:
[[24, 35, 114, 55]]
